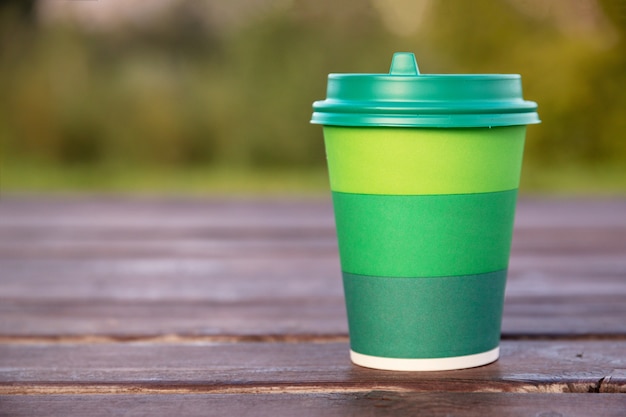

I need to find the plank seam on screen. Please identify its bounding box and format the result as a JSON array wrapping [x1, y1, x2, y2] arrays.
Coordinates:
[[0, 381, 618, 396]]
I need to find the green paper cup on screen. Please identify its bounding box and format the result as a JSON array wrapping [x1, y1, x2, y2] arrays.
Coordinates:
[[311, 53, 540, 371]]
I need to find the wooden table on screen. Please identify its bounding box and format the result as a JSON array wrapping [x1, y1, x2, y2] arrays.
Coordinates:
[[1, 196, 625, 416]]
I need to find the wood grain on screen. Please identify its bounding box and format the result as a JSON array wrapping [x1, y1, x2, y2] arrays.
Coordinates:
[[2, 197, 624, 229], [1, 197, 624, 414], [1, 198, 625, 260], [1, 254, 625, 338], [1, 199, 625, 338], [2, 295, 626, 340], [1, 392, 626, 417], [1, 341, 625, 394], [2, 229, 625, 259]]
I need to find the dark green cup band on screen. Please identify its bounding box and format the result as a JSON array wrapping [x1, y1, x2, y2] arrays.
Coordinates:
[[343, 270, 507, 359], [332, 190, 517, 277]]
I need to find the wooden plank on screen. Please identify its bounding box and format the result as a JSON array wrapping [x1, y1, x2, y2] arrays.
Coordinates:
[[601, 369, 626, 393], [4, 256, 625, 301], [1, 254, 625, 338], [2, 216, 625, 257], [0, 198, 624, 415], [514, 198, 626, 229], [0, 236, 338, 259], [1, 242, 612, 260], [511, 228, 626, 256], [2, 231, 626, 259], [2, 197, 625, 230], [1, 341, 625, 394], [1, 392, 625, 417], [0, 198, 335, 233], [0, 258, 343, 300], [2, 220, 623, 250], [502, 295, 626, 338], [2, 295, 626, 339], [0, 297, 348, 339], [1, 198, 625, 260]]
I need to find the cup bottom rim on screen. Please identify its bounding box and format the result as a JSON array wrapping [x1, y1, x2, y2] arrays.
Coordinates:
[[350, 346, 499, 372]]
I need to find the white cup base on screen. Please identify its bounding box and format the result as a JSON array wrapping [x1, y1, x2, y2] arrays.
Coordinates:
[[350, 346, 500, 371]]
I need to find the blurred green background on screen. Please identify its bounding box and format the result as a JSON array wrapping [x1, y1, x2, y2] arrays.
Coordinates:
[[1, 0, 625, 195]]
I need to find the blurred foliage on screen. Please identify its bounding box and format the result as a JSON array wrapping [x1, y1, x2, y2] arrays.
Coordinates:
[[1, 0, 625, 193]]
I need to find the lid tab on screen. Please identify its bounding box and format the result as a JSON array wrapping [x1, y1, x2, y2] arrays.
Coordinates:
[[389, 52, 420, 75]]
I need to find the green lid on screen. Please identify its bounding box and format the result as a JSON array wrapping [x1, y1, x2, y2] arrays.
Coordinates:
[[311, 52, 540, 128]]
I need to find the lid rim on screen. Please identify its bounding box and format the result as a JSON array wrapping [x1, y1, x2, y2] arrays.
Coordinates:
[[312, 53, 540, 128], [327, 73, 522, 79], [311, 112, 541, 128], [313, 101, 539, 113]]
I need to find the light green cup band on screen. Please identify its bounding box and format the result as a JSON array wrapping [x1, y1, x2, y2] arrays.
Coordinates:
[[343, 270, 507, 359], [324, 126, 526, 195], [333, 190, 517, 277]]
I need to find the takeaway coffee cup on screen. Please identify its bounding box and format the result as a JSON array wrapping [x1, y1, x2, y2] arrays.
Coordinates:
[[311, 53, 539, 371]]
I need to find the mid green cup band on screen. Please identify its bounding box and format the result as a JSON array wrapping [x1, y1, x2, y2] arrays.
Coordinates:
[[324, 126, 525, 195], [343, 270, 506, 359], [332, 190, 517, 277]]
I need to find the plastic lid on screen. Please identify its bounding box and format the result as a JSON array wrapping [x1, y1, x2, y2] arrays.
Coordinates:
[[311, 52, 540, 128]]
